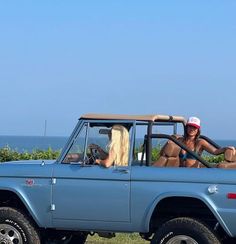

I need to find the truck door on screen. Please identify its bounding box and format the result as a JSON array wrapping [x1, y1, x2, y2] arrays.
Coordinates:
[[51, 122, 131, 228]]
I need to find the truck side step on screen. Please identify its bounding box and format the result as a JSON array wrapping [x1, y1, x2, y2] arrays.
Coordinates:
[[97, 232, 116, 239]]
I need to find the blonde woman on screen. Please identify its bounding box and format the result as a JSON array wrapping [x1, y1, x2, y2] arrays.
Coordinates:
[[96, 124, 130, 167]]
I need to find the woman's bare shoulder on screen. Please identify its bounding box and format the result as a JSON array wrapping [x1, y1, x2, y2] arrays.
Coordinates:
[[196, 138, 208, 145], [171, 134, 183, 139]]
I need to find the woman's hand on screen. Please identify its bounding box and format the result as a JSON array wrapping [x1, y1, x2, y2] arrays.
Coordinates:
[[227, 146, 235, 151], [89, 144, 100, 150], [96, 159, 101, 164]]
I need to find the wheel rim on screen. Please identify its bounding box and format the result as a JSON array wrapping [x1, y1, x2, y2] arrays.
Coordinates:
[[167, 235, 198, 244], [0, 224, 23, 244]]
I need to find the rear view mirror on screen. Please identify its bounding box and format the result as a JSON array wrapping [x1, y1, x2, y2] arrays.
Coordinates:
[[99, 129, 111, 135]]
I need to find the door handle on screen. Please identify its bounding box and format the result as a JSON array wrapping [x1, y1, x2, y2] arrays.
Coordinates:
[[113, 169, 129, 174]]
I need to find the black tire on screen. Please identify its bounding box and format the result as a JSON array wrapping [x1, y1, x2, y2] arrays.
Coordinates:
[[68, 232, 87, 244], [0, 207, 40, 244], [151, 217, 221, 244]]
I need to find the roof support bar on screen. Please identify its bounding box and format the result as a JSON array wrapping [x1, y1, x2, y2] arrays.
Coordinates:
[[146, 122, 153, 166]]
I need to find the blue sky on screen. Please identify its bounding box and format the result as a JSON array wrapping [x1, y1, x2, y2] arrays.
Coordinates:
[[0, 1, 236, 139]]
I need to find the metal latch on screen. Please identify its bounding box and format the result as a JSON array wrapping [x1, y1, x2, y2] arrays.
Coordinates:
[[51, 204, 56, 211]]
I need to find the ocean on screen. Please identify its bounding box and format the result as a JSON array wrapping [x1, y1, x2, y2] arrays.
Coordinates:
[[0, 135, 236, 152], [0, 135, 69, 152]]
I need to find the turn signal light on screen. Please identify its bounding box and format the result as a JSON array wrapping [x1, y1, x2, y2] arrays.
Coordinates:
[[227, 193, 236, 199]]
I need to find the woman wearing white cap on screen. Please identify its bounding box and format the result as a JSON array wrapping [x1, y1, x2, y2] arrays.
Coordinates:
[[179, 117, 234, 167]]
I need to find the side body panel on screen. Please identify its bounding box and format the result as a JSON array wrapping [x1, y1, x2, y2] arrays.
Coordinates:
[[130, 166, 236, 236], [52, 163, 131, 231], [0, 161, 54, 227]]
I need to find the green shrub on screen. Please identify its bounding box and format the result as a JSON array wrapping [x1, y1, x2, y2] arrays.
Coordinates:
[[151, 145, 161, 161], [0, 146, 60, 162], [202, 154, 224, 163]]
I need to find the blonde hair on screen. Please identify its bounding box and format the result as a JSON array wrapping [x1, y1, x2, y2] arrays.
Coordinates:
[[109, 125, 129, 166]]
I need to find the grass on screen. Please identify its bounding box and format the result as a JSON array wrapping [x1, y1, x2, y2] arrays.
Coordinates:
[[86, 233, 149, 243]]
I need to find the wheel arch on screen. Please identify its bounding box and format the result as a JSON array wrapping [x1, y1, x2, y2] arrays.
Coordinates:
[[145, 194, 231, 237], [0, 189, 41, 228]]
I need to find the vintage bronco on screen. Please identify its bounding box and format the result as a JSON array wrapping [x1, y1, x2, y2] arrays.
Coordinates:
[[1, 114, 236, 244]]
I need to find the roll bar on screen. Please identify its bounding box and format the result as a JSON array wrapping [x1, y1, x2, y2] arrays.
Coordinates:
[[145, 134, 214, 168], [199, 135, 220, 149]]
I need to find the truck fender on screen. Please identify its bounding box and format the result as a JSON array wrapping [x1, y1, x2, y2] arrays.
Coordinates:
[[0, 186, 51, 228], [143, 191, 232, 236]]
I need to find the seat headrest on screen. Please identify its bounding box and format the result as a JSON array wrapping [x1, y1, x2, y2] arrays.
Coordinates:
[[224, 148, 236, 162], [163, 141, 181, 157]]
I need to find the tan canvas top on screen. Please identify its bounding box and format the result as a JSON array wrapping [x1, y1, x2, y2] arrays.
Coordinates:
[[81, 113, 186, 123]]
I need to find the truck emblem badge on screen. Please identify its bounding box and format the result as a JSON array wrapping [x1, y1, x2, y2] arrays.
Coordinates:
[[26, 179, 34, 186]]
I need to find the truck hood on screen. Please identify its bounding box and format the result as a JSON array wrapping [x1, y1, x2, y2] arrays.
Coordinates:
[[0, 160, 55, 177], [1, 159, 55, 165]]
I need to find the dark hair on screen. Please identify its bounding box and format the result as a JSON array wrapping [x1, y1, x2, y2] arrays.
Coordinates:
[[184, 125, 201, 141]]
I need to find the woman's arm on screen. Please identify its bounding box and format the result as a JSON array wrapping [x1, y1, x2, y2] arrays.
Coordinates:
[[96, 149, 115, 168], [89, 144, 108, 159], [64, 153, 81, 163], [201, 139, 234, 155], [97, 146, 109, 159]]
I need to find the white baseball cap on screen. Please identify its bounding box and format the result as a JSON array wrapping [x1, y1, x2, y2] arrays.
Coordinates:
[[186, 117, 201, 129]]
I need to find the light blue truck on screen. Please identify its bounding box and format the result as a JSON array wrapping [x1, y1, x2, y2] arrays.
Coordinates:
[[0, 114, 236, 244]]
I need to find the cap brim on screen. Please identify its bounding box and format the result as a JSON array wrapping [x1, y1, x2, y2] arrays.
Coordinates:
[[187, 123, 200, 129]]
